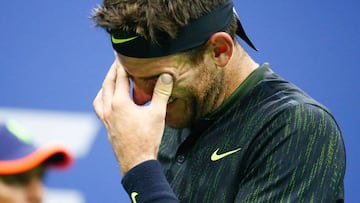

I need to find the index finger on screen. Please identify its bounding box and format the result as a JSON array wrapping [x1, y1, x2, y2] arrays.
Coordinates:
[[101, 59, 118, 116], [113, 56, 132, 104]]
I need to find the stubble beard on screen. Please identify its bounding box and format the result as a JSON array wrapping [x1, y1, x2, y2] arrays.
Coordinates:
[[192, 68, 226, 123], [166, 64, 226, 129]]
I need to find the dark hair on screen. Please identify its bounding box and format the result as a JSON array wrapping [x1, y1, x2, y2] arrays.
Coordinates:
[[92, 0, 238, 63]]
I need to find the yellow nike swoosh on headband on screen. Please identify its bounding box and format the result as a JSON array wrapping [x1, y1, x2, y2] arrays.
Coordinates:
[[111, 35, 138, 44]]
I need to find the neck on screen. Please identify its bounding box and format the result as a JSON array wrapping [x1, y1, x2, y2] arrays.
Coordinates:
[[224, 43, 258, 98]]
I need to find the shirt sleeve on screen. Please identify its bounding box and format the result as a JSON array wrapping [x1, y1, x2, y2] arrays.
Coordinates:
[[122, 160, 179, 203], [235, 103, 346, 202]]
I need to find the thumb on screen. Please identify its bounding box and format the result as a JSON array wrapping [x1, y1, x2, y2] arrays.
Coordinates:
[[151, 73, 173, 110]]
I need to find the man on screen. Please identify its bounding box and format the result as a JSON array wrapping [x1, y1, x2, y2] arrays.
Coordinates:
[[0, 121, 72, 203], [92, 0, 346, 202]]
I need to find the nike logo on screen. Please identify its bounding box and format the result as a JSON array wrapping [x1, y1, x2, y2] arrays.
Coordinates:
[[131, 192, 138, 203], [111, 35, 138, 44], [211, 147, 241, 161]]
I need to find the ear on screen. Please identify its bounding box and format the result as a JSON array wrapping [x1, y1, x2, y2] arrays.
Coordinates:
[[208, 32, 233, 67]]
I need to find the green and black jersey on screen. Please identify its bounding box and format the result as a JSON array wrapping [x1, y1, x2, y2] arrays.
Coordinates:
[[122, 63, 345, 203]]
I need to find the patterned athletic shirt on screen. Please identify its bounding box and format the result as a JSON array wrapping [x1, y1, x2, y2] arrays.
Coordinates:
[[122, 63, 346, 203]]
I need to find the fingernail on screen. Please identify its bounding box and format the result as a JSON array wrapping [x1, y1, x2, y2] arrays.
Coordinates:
[[160, 73, 173, 85]]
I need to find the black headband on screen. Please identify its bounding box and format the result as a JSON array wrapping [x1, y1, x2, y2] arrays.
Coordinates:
[[110, 0, 257, 58]]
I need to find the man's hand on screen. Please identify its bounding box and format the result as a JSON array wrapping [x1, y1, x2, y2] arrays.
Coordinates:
[[93, 58, 173, 175]]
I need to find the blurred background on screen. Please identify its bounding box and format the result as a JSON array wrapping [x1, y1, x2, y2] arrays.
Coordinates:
[[0, 0, 358, 202]]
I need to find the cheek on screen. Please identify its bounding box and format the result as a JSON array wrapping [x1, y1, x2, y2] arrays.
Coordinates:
[[175, 72, 207, 101]]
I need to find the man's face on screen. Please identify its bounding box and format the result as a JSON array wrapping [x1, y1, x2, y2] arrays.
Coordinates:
[[0, 166, 45, 203], [118, 52, 225, 129]]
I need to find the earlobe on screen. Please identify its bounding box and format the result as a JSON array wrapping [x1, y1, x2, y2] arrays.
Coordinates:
[[208, 32, 233, 67]]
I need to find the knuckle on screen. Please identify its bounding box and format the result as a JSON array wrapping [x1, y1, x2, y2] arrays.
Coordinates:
[[111, 97, 122, 109], [93, 98, 99, 108], [154, 87, 171, 97], [103, 110, 112, 123]]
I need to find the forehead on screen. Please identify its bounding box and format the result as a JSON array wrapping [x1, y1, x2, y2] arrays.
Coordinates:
[[117, 53, 180, 76]]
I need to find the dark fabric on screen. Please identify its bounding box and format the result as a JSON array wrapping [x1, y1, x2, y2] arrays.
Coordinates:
[[121, 63, 345, 202], [158, 63, 345, 202], [110, 0, 257, 58], [122, 160, 179, 203]]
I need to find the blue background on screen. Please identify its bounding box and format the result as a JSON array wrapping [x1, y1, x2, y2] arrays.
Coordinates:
[[1, 0, 359, 202]]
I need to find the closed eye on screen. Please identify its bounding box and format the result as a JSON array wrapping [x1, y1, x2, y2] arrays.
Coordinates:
[[140, 75, 159, 81], [129, 74, 159, 82]]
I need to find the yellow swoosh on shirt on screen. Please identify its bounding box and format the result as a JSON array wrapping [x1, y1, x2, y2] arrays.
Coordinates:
[[131, 192, 138, 203], [211, 148, 241, 161]]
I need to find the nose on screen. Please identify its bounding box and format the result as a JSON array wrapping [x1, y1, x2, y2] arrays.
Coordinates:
[[26, 178, 43, 203], [131, 78, 157, 105]]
